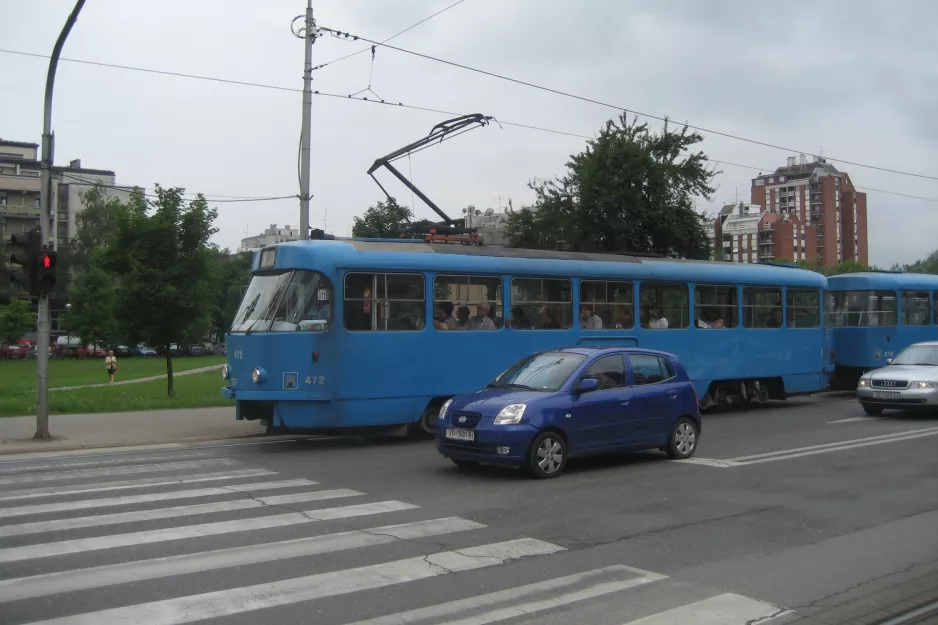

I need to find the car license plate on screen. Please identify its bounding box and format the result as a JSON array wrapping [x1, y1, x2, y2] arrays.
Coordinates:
[[445, 428, 475, 442], [873, 391, 901, 400]]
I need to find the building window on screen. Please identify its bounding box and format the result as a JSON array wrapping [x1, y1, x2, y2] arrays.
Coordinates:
[[743, 287, 782, 328], [510, 277, 572, 330], [432, 274, 503, 330], [343, 272, 425, 331], [0, 192, 6, 206], [640, 282, 689, 329], [579, 280, 634, 329], [787, 289, 820, 328], [901, 291, 930, 326], [694, 285, 737, 328]]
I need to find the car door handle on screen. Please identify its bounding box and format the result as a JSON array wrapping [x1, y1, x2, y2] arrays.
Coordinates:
[[666, 390, 678, 397]]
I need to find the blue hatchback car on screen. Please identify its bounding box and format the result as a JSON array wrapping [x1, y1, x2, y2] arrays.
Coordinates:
[[435, 347, 702, 478]]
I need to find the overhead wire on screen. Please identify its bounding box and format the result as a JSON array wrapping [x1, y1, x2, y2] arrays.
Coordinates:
[[319, 26, 938, 183], [4, 50, 934, 204], [58, 172, 296, 203]]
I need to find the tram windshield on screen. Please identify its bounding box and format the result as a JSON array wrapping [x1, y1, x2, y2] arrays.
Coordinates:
[[231, 270, 333, 332]]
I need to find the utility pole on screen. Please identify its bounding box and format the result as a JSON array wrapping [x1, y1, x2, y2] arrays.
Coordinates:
[[292, 0, 317, 241], [35, 0, 86, 440]]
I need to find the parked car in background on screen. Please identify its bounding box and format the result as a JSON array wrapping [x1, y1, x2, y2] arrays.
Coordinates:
[[856, 341, 938, 415], [187, 344, 204, 356], [136, 345, 157, 357], [1, 342, 27, 359], [26, 344, 55, 359], [436, 347, 702, 479], [201, 342, 215, 356]]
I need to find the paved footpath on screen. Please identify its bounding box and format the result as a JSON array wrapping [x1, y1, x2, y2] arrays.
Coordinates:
[[0, 407, 267, 456], [50, 364, 221, 391]]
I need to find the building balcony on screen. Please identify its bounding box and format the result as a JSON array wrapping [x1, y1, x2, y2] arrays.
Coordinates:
[[0, 174, 41, 192]]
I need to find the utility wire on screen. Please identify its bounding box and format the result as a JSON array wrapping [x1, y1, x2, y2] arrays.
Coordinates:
[[320, 27, 938, 183], [4, 50, 933, 204], [312, 0, 467, 71], [58, 172, 297, 203]]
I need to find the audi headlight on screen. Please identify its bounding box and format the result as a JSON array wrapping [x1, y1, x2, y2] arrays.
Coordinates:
[[857, 377, 870, 387], [251, 367, 266, 384], [494, 404, 526, 425], [909, 381, 938, 389], [221, 364, 230, 380], [438, 399, 453, 421]]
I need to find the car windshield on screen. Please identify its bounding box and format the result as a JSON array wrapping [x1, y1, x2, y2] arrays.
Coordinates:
[[889, 345, 938, 366], [231, 270, 334, 333], [489, 351, 586, 392]]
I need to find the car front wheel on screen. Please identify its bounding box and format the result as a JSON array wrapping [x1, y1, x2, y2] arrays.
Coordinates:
[[666, 417, 699, 460], [526, 432, 567, 479], [861, 404, 884, 416]]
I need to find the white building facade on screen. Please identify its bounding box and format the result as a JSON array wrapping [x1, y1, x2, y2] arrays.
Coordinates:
[[239, 224, 301, 253]]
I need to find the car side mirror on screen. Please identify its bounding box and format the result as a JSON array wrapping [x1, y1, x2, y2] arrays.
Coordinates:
[[575, 377, 600, 393], [885, 358, 893, 365]]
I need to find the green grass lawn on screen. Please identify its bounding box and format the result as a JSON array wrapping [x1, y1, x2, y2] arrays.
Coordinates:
[[0, 356, 225, 392], [0, 370, 231, 418]]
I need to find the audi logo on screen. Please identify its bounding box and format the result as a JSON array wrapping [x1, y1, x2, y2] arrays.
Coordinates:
[[458, 416, 467, 423], [881, 381, 897, 387]]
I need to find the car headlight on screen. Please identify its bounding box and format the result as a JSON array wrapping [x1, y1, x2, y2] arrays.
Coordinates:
[[438, 399, 453, 421], [857, 377, 870, 387], [251, 367, 266, 384], [221, 364, 230, 380], [909, 381, 938, 389], [494, 404, 526, 425]]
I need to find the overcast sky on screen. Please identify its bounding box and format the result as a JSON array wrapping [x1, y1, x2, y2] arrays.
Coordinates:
[[3, 0, 936, 266]]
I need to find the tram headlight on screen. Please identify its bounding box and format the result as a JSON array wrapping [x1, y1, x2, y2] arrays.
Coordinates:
[[221, 364, 230, 380], [251, 367, 267, 384]]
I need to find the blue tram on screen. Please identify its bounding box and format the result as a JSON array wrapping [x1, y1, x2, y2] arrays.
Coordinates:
[[221, 239, 833, 433], [828, 271, 938, 389]]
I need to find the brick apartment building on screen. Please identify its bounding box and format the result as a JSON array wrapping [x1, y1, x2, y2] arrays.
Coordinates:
[[714, 155, 868, 266]]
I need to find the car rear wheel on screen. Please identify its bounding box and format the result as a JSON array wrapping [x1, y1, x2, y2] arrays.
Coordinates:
[[666, 417, 699, 460], [526, 432, 567, 479], [861, 404, 884, 416]]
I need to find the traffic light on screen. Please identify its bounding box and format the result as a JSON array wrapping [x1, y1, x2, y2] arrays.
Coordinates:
[[37, 248, 57, 295], [7, 227, 41, 295]]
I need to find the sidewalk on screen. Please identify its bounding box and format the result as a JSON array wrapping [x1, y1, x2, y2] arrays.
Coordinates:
[[0, 407, 268, 456], [50, 364, 221, 391]]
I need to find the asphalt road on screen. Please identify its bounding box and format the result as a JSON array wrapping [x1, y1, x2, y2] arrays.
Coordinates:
[[0, 393, 936, 625]]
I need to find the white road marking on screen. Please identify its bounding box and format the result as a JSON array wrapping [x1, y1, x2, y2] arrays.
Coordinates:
[[347, 565, 668, 625], [0, 468, 278, 502], [0, 478, 316, 519], [0, 451, 215, 474], [619, 593, 792, 625], [828, 416, 882, 423], [0, 458, 237, 486], [671, 458, 740, 468], [0, 499, 270, 538], [0, 517, 484, 603], [0, 499, 416, 563], [23, 539, 563, 625]]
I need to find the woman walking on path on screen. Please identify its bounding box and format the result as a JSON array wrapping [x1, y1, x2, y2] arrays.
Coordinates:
[[105, 350, 118, 384]]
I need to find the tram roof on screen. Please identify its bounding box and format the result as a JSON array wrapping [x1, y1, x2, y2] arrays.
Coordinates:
[[266, 239, 828, 287], [828, 271, 938, 290]]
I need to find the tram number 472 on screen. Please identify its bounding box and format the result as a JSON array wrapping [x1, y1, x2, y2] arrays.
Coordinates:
[[306, 376, 325, 385]]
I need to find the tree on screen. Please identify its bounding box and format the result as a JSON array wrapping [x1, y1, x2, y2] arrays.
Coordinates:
[[902, 250, 938, 274], [104, 186, 218, 396], [504, 115, 717, 259], [70, 185, 126, 273], [208, 249, 253, 342], [66, 264, 118, 348], [351, 198, 414, 238], [0, 299, 34, 344]]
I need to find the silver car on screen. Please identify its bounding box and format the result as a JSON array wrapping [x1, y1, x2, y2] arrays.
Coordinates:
[[857, 341, 938, 415]]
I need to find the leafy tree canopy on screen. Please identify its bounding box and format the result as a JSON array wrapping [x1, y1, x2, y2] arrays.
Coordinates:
[[66, 265, 119, 348], [504, 115, 717, 259], [103, 186, 218, 396], [351, 198, 415, 239], [0, 299, 34, 344]]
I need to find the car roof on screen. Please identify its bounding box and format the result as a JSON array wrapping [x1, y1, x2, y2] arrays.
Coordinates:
[[550, 346, 676, 358], [908, 341, 938, 347]]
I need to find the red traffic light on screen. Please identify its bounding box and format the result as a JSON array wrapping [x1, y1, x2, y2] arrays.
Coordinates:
[[42, 254, 52, 269]]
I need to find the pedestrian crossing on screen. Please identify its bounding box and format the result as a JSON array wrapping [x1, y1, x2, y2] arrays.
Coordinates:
[[0, 449, 793, 625]]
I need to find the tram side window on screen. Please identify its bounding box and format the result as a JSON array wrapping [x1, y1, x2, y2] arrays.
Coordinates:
[[935, 292, 938, 325], [743, 287, 782, 328], [787, 289, 820, 328], [830, 291, 897, 326], [639, 283, 689, 329], [579, 280, 633, 329], [694, 285, 737, 328], [433, 275, 503, 330], [510, 277, 573, 330], [343, 272, 425, 331], [902, 291, 930, 326]]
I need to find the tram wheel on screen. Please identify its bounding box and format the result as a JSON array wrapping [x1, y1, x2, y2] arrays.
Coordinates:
[[408, 404, 439, 439]]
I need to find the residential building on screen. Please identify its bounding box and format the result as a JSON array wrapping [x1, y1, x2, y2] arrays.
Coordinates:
[[238, 224, 301, 253], [464, 205, 512, 246], [751, 155, 868, 266], [713, 155, 868, 266]]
